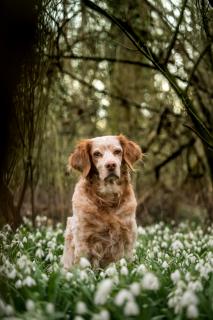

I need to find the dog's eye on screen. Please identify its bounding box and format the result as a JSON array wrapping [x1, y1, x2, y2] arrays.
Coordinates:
[[114, 149, 122, 155], [93, 151, 102, 157]]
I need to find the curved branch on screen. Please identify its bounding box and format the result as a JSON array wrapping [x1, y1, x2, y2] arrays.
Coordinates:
[[164, 0, 188, 65]]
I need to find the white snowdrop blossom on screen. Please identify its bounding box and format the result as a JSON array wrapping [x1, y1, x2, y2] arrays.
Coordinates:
[[65, 272, 73, 281], [186, 304, 199, 319], [23, 236, 27, 243], [15, 279, 22, 288], [124, 300, 140, 316], [94, 279, 113, 305], [119, 258, 127, 266], [188, 281, 203, 292], [137, 226, 146, 235], [74, 316, 84, 320], [180, 290, 198, 307], [129, 282, 141, 296], [171, 270, 181, 284], [23, 276, 36, 287], [46, 251, 54, 262], [120, 266, 129, 276], [141, 272, 160, 290], [92, 310, 110, 320], [171, 240, 184, 251], [46, 303, 55, 314], [79, 257, 91, 269], [105, 264, 117, 277], [79, 270, 88, 281], [35, 248, 44, 258], [5, 304, 14, 316], [114, 289, 134, 306], [162, 261, 169, 269], [76, 301, 87, 314], [136, 264, 147, 275], [26, 299, 35, 311], [7, 268, 16, 279]]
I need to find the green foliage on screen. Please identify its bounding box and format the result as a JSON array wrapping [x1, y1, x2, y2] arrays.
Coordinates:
[[0, 217, 213, 319]]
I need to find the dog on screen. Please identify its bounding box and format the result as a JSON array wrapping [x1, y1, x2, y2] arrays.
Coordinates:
[[62, 135, 142, 269]]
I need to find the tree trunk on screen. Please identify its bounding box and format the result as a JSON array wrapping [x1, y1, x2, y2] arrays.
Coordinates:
[[0, 182, 22, 229]]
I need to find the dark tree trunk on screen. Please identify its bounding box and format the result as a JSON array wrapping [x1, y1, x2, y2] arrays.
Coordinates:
[[0, 0, 38, 227]]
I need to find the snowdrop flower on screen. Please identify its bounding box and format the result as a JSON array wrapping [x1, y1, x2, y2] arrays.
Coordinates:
[[23, 236, 27, 244], [185, 272, 191, 282], [94, 279, 113, 305], [119, 258, 127, 266], [66, 272, 73, 281], [46, 303, 54, 314], [26, 299, 35, 311], [171, 240, 184, 251], [36, 231, 42, 238], [79, 257, 91, 269], [136, 264, 147, 275], [79, 270, 88, 281], [23, 276, 36, 287], [5, 304, 14, 316], [162, 261, 169, 269], [7, 268, 16, 279], [42, 273, 48, 282], [124, 300, 139, 316], [129, 282, 141, 296], [141, 272, 160, 290], [208, 239, 213, 248], [161, 242, 168, 248], [180, 290, 198, 307], [199, 264, 212, 280], [76, 301, 87, 314], [47, 240, 56, 249], [114, 289, 133, 306], [137, 226, 146, 235], [74, 316, 84, 320], [15, 279, 22, 288], [120, 266, 128, 276], [35, 248, 44, 258], [188, 281, 203, 292], [17, 255, 28, 269], [186, 304, 199, 318], [171, 270, 181, 284], [46, 251, 54, 262], [105, 264, 117, 277], [92, 310, 110, 320]]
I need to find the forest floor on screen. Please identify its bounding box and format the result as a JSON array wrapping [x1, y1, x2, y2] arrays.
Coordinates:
[[0, 217, 213, 319]]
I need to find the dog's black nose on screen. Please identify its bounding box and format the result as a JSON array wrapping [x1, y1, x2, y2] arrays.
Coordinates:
[[105, 162, 116, 171]]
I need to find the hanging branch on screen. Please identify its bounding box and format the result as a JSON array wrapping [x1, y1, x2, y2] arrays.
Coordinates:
[[164, 0, 188, 65]]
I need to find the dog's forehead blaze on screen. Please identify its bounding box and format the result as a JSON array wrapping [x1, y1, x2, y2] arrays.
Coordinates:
[[91, 136, 122, 151]]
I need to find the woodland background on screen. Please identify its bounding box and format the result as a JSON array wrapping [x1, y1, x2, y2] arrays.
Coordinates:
[[0, 0, 212, 228]]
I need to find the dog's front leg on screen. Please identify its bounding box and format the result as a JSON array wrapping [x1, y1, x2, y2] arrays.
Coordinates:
[[125, 219, 137, 261], [61, 217, 75, 269]]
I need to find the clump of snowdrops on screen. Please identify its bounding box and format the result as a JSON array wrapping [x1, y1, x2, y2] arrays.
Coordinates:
[[0, 216, 213, 319]]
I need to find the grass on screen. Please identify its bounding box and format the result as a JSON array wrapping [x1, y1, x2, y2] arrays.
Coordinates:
[[0, 216, 213, 319]]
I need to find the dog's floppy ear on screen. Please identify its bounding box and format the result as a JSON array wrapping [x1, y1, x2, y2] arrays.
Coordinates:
[[118, 134, 142, 170], [68, 139, 91, 177]]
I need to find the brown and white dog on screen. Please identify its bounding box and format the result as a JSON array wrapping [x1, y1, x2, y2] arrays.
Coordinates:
[[62, 135, 142, 269]]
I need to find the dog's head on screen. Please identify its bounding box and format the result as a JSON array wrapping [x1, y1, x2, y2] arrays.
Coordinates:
[[68, 135, 142, 181]]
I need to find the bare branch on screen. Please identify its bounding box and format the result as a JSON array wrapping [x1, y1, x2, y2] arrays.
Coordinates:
[[155, 138, 195, 179], [185, 43, 211, 92], [164, 0, 188, 65], [48, 53, 156, 69]]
